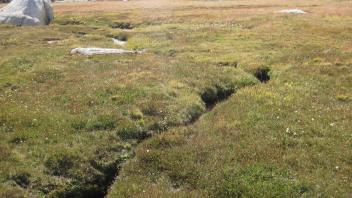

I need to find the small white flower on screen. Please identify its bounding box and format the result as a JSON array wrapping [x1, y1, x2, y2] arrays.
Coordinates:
[[146, 149, 150, 153], [330, 123, 335, 126]]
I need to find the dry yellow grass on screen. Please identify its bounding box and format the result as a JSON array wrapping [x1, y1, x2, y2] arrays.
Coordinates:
[[52, 0, 352, 15]]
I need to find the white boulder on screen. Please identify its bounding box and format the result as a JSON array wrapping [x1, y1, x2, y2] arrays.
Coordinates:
[[0, 0, 53, 26], [279, 9, 306, 14]]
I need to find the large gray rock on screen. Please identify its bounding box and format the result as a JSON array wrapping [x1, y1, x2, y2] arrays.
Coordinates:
[[0, 0, 53, 26]]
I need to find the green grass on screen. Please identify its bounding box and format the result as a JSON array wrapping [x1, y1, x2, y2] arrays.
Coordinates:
[[1, 0, 352, 197]]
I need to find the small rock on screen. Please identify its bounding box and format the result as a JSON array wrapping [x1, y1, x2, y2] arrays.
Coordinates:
[[279, 9, 306, 14], [112, 38, 127, 46], [47, 40, 58, 44]]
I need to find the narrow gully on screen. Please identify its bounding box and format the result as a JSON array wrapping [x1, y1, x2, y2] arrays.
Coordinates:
[[96, 69, 271, 198]]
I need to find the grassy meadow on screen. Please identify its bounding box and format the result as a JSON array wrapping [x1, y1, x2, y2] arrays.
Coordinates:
[[0, 0, 351, 197]]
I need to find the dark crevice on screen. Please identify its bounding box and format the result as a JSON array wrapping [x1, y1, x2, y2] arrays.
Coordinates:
[[200, 85, 236, 110], [253, 66, 271, 83], [47, 154, 129, 198], [110, 22, 134, 29]]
